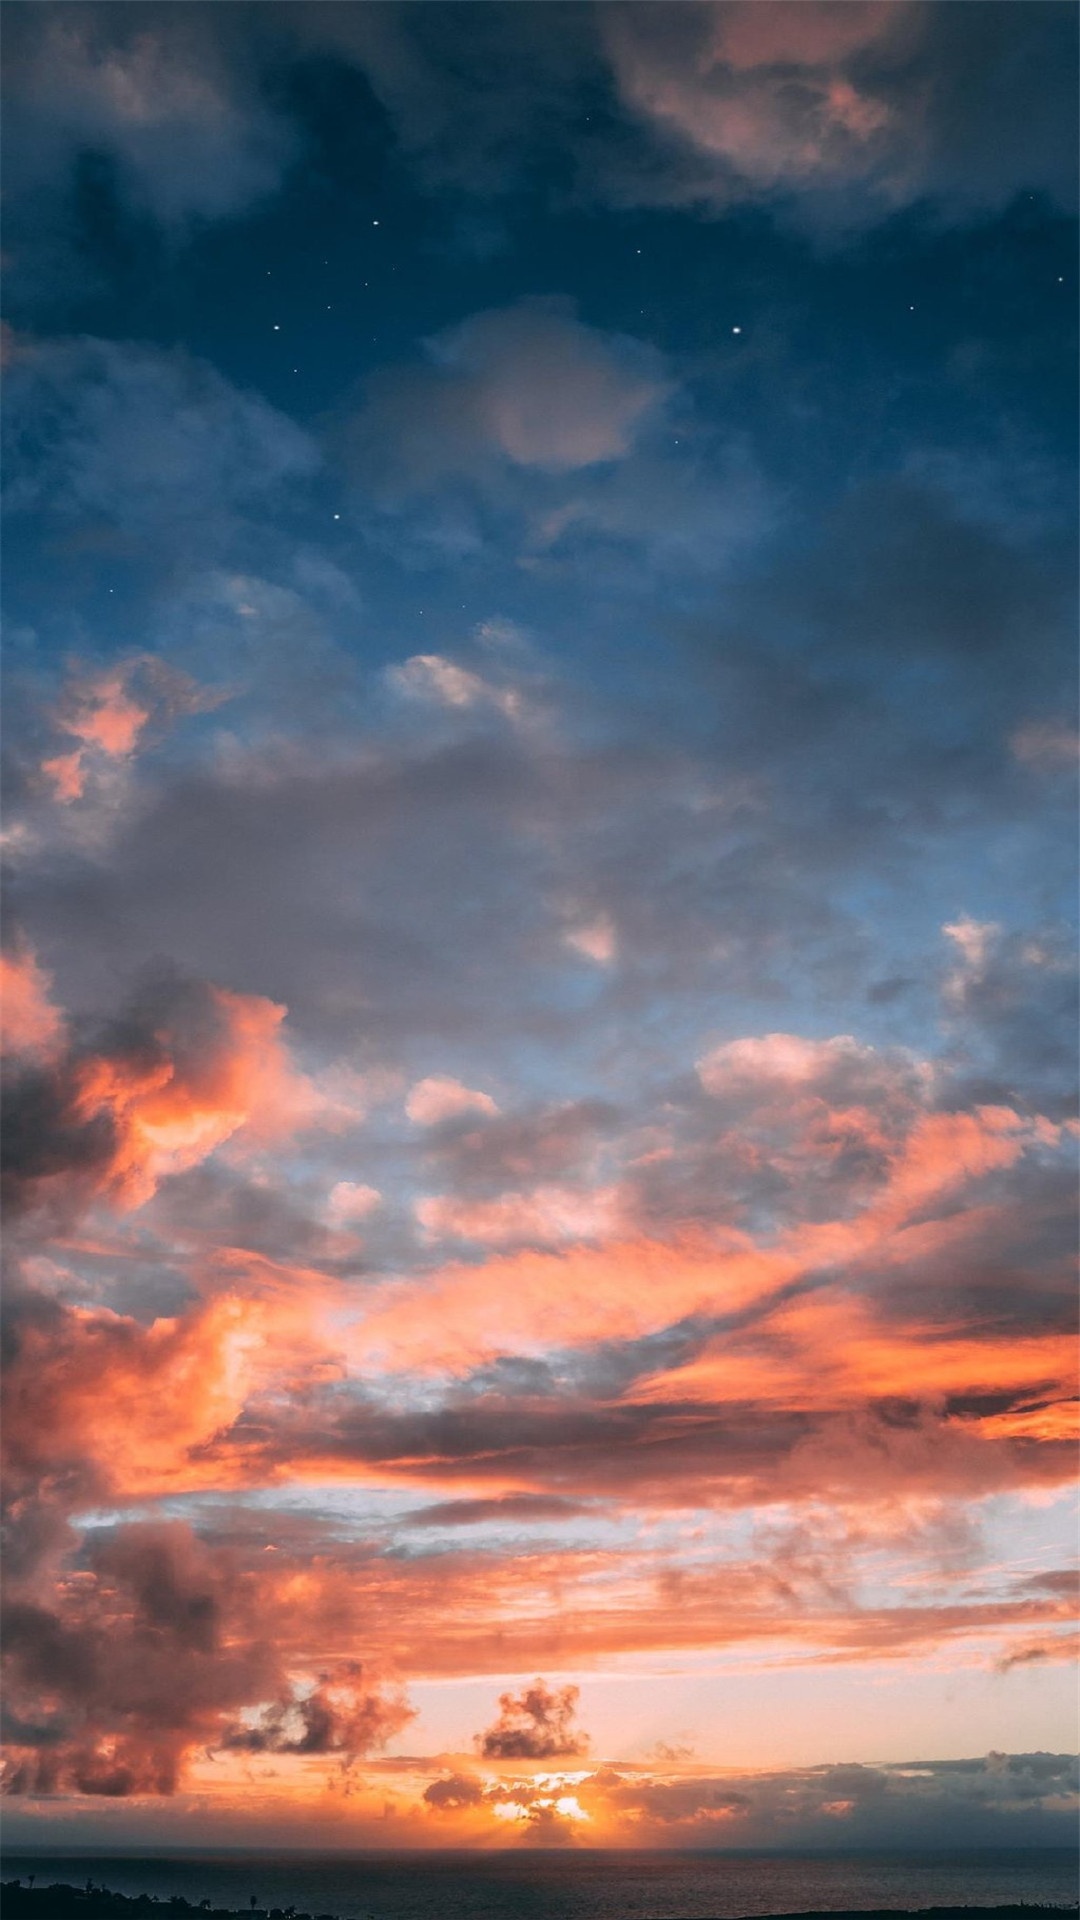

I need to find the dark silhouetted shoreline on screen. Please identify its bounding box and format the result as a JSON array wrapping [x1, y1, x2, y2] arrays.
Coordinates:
[[3, 1880, 1078, 1920]]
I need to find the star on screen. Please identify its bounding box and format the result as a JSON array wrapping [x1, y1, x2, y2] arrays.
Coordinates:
[[273, 324, 280, 331], [732, 326, 742, 335]]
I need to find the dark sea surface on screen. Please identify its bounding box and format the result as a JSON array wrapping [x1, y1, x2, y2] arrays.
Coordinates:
[[3, 1851, 1077, 1920]]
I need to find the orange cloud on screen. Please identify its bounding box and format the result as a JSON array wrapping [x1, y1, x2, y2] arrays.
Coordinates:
[[349, 1099, 1061, 1380], [5, 973, 337, 1216], [3, 1279, 338, 1505]]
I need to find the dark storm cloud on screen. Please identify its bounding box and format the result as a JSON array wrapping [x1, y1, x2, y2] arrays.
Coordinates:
[[476, 1679, 590, 1758]]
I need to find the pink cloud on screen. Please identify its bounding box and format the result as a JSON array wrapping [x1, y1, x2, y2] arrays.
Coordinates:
[[41, 654, 227, 804], [415, 1182, 622, 1248], [0, 945, 65, 1059], [602, 1, 916, 204], [406, 1075, 499, 1126]]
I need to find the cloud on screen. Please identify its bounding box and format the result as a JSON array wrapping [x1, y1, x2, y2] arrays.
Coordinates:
[[476, 1680, 590, 1759], [221, 1664, 412, 1759], [326, 1181, 382, 1225], [3, 337, 317, 546], [390, 655, 523, 723], [415, 1182, 621, 1251], [351, 298, 670, 492], [599, 1, 1078, 229], [0, 944, 64, 1061], [405, 1076, 499, 1126], [1, 1522, 409, 1800], [561, 1751, 1080, 1846], [1, 966, 331, 1218], [1, 1521, 276, 1797], [407, 1495, 589, 1528], [40, 654, 226, 805], [603, 2, 907, 203], [563, 914, 617, 965], [303, 2, 1077, 234], [423, 1771, 485, 1810], [1011, 719, 1080, 773], [3, 7, 297, 228], [698, 1030, 881, 1095], [939, 919, 1078, 1120]]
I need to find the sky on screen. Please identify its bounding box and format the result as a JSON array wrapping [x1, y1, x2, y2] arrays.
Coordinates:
[[0, 0, 1077, 1856]]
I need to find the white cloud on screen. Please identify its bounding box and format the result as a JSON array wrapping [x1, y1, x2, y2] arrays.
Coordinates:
[[389, 654, 522, 721]]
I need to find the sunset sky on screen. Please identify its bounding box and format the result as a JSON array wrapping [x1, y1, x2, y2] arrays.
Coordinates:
[[1, 0, 1077, 1854]]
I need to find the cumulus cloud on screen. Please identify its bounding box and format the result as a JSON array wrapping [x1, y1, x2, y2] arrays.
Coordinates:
[[221, 1664, 412, 1759], [351, 298, 670, 493], [476, 1680, 590, 1759], [1, 965, 330, 1218], [1, 1523, 409, 1799], [422, 1770, 486, 1810], [326, 1181, 382, 1225]]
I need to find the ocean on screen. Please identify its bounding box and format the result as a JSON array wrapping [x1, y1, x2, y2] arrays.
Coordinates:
[[3, 1850, 1077, 1920]]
